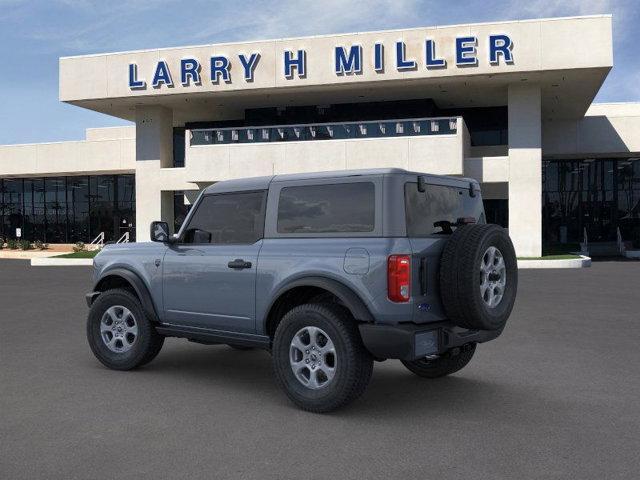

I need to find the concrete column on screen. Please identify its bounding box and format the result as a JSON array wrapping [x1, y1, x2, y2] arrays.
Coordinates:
[[508, 84, 542, 257], [161, 191, 175, 234], [135, 106, 173, 241]]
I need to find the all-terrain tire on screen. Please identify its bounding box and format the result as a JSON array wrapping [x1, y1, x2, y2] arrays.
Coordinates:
[[440, 224, 517, 331], [401, 344, 476, 378], [272, 303, 373, 413], [87, 288, 164, 370]]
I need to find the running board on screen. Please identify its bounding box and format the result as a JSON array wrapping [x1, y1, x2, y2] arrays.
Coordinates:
[[156, 323, 271, 349]]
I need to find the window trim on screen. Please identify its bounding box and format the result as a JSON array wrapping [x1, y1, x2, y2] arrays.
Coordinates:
[[177, 189, 267, 246]]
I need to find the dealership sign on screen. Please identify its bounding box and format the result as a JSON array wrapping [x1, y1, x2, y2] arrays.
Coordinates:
[[128, 35, 513, 89]]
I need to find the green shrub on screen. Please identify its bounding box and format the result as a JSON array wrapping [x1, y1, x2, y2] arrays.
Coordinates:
[[19, 240, 33, 251], [7, 239, 19, 250], [73, 241, 86, 253], [0, 237, 4, 250]]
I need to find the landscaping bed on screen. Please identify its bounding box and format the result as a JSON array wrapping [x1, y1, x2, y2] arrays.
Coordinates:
[[54, 250, 100, 259]]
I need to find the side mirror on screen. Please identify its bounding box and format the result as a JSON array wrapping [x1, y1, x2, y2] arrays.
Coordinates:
[[150, 221, 170, 242]]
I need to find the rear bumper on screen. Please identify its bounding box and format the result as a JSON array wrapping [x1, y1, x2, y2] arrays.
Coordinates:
[[358, 321, 503, 361]]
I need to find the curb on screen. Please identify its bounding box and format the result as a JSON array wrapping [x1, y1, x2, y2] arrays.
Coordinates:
[[517, 255, 591, 269], [31, 258, 94, 266]]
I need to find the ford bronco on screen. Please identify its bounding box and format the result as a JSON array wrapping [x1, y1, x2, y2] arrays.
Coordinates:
[[86, 168, 517, 412]]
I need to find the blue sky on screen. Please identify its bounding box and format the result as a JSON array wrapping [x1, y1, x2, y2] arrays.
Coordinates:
[[0, 0, 637, 144]]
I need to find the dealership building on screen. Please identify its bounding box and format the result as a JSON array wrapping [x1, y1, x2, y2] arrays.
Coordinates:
[[1, 14, 639, 256]]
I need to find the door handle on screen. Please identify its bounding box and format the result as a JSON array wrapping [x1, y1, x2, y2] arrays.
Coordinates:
[[228, 259, 252, 270]]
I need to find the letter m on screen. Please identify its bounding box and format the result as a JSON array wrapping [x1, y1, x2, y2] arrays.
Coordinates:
[[335, 45, 362, 75]]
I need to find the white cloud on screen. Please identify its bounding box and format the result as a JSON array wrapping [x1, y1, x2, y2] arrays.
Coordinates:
[[8, 0, 425, 53], [510, 0, 614, 17], [189, 0, 423, 42], [502, 0, 633, 41]]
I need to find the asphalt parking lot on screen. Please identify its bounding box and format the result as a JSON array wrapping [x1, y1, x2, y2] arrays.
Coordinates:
[[1, 260, 639, 479]]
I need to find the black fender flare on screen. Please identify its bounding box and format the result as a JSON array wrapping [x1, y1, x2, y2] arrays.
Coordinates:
[[92, 268, 160, 322], [264, 276, 374, 330]]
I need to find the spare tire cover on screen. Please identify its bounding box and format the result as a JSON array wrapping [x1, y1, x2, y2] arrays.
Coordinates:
[[439, 224, 518, 331]]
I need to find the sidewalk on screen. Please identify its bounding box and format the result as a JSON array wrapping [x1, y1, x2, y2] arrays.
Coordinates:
[[0, 243, 75, 260], [0, 250, 63, 259]]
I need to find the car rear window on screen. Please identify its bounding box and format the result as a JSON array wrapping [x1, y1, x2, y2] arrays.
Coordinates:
[[405, 182, 484, 236], [277, 182, 375, 234]]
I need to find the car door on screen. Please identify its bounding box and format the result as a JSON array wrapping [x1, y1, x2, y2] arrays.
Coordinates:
[[162, 190, 267, 333]]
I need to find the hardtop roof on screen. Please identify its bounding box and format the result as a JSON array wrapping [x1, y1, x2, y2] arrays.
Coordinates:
[[203, 168, 476, 194]]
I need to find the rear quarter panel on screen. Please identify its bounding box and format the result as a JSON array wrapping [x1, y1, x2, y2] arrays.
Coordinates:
[[255, 238, 413, 334]]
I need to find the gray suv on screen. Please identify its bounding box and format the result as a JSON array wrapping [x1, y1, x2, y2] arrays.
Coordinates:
[[86, 168, 517, 412]]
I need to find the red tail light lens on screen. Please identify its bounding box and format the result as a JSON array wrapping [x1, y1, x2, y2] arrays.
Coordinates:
[[388, 255, 411, 302]]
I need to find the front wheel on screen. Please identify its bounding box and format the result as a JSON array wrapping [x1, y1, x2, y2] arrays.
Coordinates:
[[401, 344, 476, 378], [272, 303, 373, 413], [87, 288, 164, 370]]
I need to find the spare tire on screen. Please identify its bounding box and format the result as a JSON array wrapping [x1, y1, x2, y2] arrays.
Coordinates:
[[439, 224, 517, 331]]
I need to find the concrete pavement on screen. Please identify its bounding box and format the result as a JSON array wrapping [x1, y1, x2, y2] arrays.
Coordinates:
[[1, 259, 639, 479]]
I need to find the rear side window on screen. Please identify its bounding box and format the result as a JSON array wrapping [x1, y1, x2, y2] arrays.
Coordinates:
[[183, 191, 266, 244], [277, 182, 375, 234], [405, 182, 484, 236]]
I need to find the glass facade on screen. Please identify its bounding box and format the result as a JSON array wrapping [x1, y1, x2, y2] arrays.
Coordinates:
[[542, 158, 640, 249], [190, 117, 458, 146], [0, 174, 135, 243], [173, 128, 186, 168], [483, 199, 509, 229], [186, 100, 507, 147]]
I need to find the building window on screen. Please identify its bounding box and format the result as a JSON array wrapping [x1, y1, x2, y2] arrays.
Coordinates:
[[542, 158, 640, 250], [173, 128, 186, 168], [483, 199, 509, 228], [0, 174, 135, 243], [190, 118, 457, 146]]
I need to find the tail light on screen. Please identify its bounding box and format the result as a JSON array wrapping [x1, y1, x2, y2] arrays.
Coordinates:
[[388, 255, 411, 302]]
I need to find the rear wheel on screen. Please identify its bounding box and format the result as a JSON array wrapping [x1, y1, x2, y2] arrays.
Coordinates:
[[272, 303, 373, 413], [87, 289, 164, 370], [401, 344, 476, 378]]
